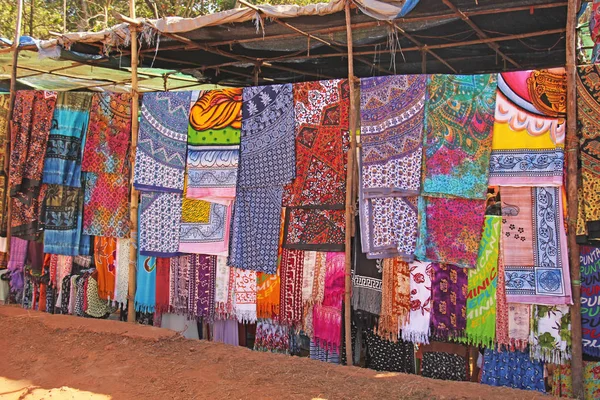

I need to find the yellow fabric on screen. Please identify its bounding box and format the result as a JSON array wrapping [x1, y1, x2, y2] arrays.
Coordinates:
[[182, 179, 210, 223], [492, 121, 558, 151]]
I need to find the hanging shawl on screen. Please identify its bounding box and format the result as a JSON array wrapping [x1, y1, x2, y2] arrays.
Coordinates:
[[257, 271, 280, 320], [234, 267, 257, 323], [214, 256, 232, 318], [279, 248, 304, 326], [303, 251, 327, 338], [282, 207, 345, 251], [114, 238, 130, 307], [254, 320, 290, 354], [508, 303, 530, 351], [86, 274, 115, 318], [187, 89, 242, 204], [54, 255, 73, 308], [501, 186, 572, 304], [179, 194, 232, 256], [481, 347, 545, 393], [401, 260, 433, 345], [365, 330, 415, 373], [94, 236, 117, 301], [155, 257, 171, 313], [416, 196, 486, 269], [530, 305, 571, 364], [313, 252, 345, 352], [134, 91, 190, 193], [302, 251, 317, 306], [430, 263, 468, 339], [7, 237, 28, 291], [495, 233, 510, 348], [378, 258, 410, 341], [10, 91, 57, 240], [169, 255, 191, 315], [352, 223, 383, 316], [193, 254, 215, 319], [489, 69, 566, 187], [422, 74, 497, 199], [139, 192, 182, 257], [581, 245, 600, 357], [134, 254, 156, 313], [43, 184, 87, 255], [465, 215, 501, 348], [0, 94, 9, 236], [43, 92, 92, 187], [82, 172, 130, 238]]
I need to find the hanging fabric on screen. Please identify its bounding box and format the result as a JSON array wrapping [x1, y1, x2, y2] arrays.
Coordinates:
[[481, 347, 545, 393], [279, 248, 304, 326], [234, 267, 257, 323], [282, 207, 345, 251], [508, 303, 530, 351], [0, 94, 10, 237], [94, 236, 117, 301], [169, 255, 191, 315], [7, 237, 28, 291], [430, 263, 468, 339], [495, 233, 510, 348], [378, 258, 410, 341], [581, 245, 600, 357], [529, 305, 571, 364], [365, 330, 415, 373], [139, 191, 182, 257], [257, 270, 280, 320], [82, 172, 130, 238], [134, 254, 157, 313], [114, 238, 130, 308], [155, 257, 171, 313], [214, 256, 232, 319], [254, 320, 290, 354], [352, 220, 383, 316], [193, 254, 215, 319], [401, 260, 433, 345], [43, 184, 87, 255], [313, 252, 345, 352], [551, 361, 600, 399]]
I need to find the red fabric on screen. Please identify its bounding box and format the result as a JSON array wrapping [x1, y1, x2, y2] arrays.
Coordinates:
[[279, 248, 304, 326], [155, 257, 171, 313]]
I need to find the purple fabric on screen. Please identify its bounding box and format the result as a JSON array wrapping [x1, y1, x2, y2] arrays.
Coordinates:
[[196, 254, 215, 320], [212, 319, 239, 345], [430, 263, 468, 339], [7, 237, 28, 291]]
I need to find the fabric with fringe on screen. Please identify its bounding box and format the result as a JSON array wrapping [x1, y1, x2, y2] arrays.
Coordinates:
[[155, 257, 171, 313], [234, 267, 257, 323], [313, 252, 345, 352], [508, 303, 530, 351], [530, 305, 571, 364], [134, 254, 156, 313], [114, 238, 130, 307], [214, 255, 232, 319], [402, 260, 433, 345], [580, 245, 600, 357], [279, 248, 304, 326], [257, 270, 280, 320], [430, 262, 468, 339]]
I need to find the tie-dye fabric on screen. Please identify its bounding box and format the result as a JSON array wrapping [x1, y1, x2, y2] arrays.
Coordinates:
[[82, 172, 130, 238]]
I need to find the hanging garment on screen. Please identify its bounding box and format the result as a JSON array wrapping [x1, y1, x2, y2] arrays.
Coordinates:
[[313, 252, 345, 352], [85, 274, 114, 318], [0, 94, 9, 236], [501, 186, 572, 304], [82, 172, 130, 238], [155, 257, 171, 313], [302, 251, 317, 306], [310, 339, 340, 364], [508, 303, 531, 351], [113, 238, 130, 308], [169, 255, 191, 315], [352, 222, 383, 316], [378, 258, 410, 341], [495, 233, 510, 348], [233, 267, 257, 323], [134, 91, 191, 193], [94, 236, 117, 301], [581, 245, 600, 357], [465, 215, 501, 348], [193, 254, 215, 319], [430, 263, 468, 339], [43, 184, 87, 255], [257, 270, 280, 320], [54, 255, 73, 309], [421, 351, 468, 381], [179, 195, 231, 256], [416, 196, 486, 269], [254, 319, 290, 354], [139, 191, 182, 257], [488, 69, 566, 187], [214, 256, 232, 319], [481, 347, 545, 393], [212, 319, 239, 346], [43, 92, 92, 187], [282, 207, 345, 251], [401, 260, 433, 345], [530, 305, 571, 364], [365, 331, 415, 373], [7, 237, 28, 291], [551, 361, 600, 400], [279, 248, 304, 326], [134, 254, 157, 313], [422, 74, 497, 199], [187, 88, 242, 204], [303, 251, 327, 338]]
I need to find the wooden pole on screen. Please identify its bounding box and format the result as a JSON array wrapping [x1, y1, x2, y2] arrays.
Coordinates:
[[127, 0, 140, 324], [566, 0, 582, 397], [343, 0, 357, 366]]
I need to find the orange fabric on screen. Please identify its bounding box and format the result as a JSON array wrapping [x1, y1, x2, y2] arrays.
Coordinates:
[[94, 236, 117, 300], [39, 284, 46, 312]]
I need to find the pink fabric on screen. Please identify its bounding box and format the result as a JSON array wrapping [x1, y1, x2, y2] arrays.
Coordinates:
[[186, 188, 236, 206], [313, 252, 345, 352], [178, 203, 232, 256]]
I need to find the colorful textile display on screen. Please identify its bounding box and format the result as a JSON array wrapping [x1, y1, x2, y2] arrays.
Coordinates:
[[530, 305, 571, 364], [7, 237, 28, 291], [581, 246, 600, 356], [134, 254, 156, 313], [94, 237, 116, 301], [234, 267, 257, 323], [551, 361, 600, 400], [179, 199, 231, 255], [187, 89, 242, 204], [43, 92, 92, 186], [378, 258, 410, 341], [282, 207, 345, 251], [214, 256, 233, 318], [279, 248, 304, 326], [422, 74, 497, 199], [466, 215, 501, 348], [481, 347, 545, 393], [365, 330, 415, 373], [402, 260, 433, 345], [501, 186, 572, 304], [421, 351, 467, 381], [254, 320, 290, 354], [283, 79, 349, 207], [313, 252, 345, 352], [508, 303, 531, 351], [82, 93, 131, 175], [495, 234, 510, 348], [114, 238, 130, 307], [489, 69, 566, 186], [352, 223, 383, 316], [416, 196, 486, 269], [257, 271, 280, 320], [430, 263, 468, 339], [139, 192, 182, 257], [577, 65, 600, 241], [155, 257, 171, 313], [83, 172, 130, 238], [134, 91, 191, 193]]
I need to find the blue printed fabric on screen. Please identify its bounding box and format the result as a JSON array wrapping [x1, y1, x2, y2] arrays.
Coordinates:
[[139, 192, 182, 257], [481, 347, 545, 393]]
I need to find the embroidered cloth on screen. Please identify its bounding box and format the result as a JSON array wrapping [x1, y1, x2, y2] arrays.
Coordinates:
[[416, 196, 486, 269], [581, 246, 600, 357], [481, 347, 545, 393], [430, 263, 468, 339], [283, 207, 345, 251], [279, 248, 304, 326], [134, 253, 156, 313], [234, 267, 257, 323], [501, 186, 572, 304], [134, 91, 191, 193], [83, 172, 130, 238], [43, 184, 87, 255], [489, 69, 566, 186], [313, 252, 345, 352], [401, 261, 433, 345], [139, 192, 182, 257], [530, 305, 571, 364], [422, 74, 497, 199]]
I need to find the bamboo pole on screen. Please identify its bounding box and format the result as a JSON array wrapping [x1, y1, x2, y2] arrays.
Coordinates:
[[127, 0, 140, 324], [343, 0, 357, 366], [566, 0, 582, 397]]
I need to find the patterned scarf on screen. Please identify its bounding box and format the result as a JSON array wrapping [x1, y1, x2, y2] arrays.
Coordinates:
[[430, 263, 468, 339], [257, 271, 280, 320], [139, 192, 182, 257], [54, 255, 73, 308], [214, 256, 232, 318], [7, 237, 28, 291], [169, 255, 190, 315], [530, 305, 571, 364], [495, 233, 510, 348], [481, 347, 545, 393], [502, 186, 572, 304], [508, 303, 530, 351], [303, 251, 327, 337], [254, 320, 290, 354], [279, 248, 304, 326], [43, 92, 92, 187], [301, 251, 317, 306], [82, 172, 130, 238], [234, 267, 257, 323], [155, 257, 170, 313], [581, 245, 600, 357], [551, 361, 600, 400], [422, 74, 497, 199], [194, 254, 215, 319], [416, 196, 486, 269], [378, 258, 410, 341], [489, 69, 566, 187], [134, 92, 190, 193], [466, 215, 501, 348], [402, 260, 433, 345], [352, 226, 382, 316], [282, 207, 345, 251], [10, 91, 57, 240], [94, 236, 117, 301], [313, 252, 345, 352], [113, 238, 130, 307], [134, 254, 156, 313], [86, 275, 114, 318], [43, 184, 87, 255], [187, 89, 242, 204]]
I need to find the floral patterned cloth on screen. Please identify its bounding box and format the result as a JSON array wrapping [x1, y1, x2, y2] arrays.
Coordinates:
[[139, 192, 182, 257], [421, 352, 468, 381], [282, 207, 345, 251], [529, 305, 571, 364], [83, 172, 130, 238], [551, 361, 600, 400], [430, 263, 468, 339], [254, 319, 290, 354], [401, 260, 433, 345], [365, 330, 415, 373], [234, 267, 257, 323]]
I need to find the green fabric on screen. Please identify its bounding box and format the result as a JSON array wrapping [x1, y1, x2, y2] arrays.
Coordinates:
[[188, 125, 240, 146], [530, 304, 571, 364], [465, 215, 501, 348]]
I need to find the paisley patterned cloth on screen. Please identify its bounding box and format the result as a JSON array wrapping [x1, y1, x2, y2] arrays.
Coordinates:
[[581, 246, 600, 357], [430, 263, 468, 339], [43, 92, 92, 187], [43, 184, 88, 255], [139, 192, 182, 257], [481, 347, 545, 393], [82, 172, 130, 238], [422, 74, 497, 199], [378, 258, 410, 341], [279, 248, 304, 326], [415, 196, 486, 269], [489, 69, 566, 187], [134, 91, 191, 193], [501, 186, 572, 305], [402, 261, 433, 345], [530, 305, 571, 364], [282, 207, 345, 251]]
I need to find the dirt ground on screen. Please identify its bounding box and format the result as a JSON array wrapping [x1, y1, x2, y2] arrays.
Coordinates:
[[0, 306, 554, 400]]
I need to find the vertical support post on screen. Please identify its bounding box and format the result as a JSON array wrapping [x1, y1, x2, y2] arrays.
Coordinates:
[[127, 0, 139, 324], [566, 0, 582, 397], [343, 0, 357, 365]]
